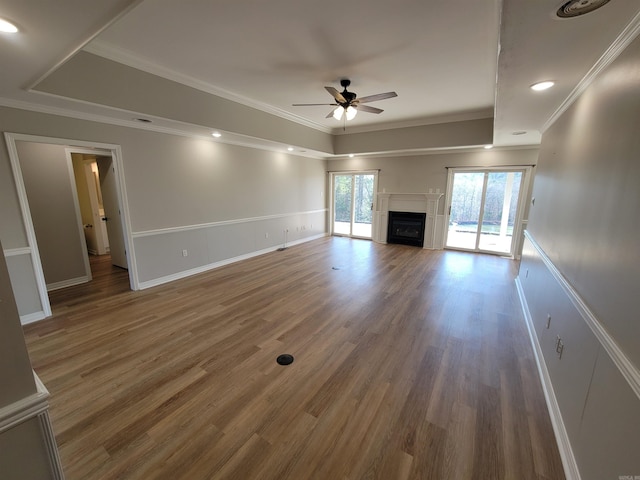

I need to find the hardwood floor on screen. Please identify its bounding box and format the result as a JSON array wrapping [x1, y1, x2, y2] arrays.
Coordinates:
[[23, 238, 565, 480]]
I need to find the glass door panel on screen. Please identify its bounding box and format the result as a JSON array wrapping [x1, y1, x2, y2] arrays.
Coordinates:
[[352, 174, 374, 238], [332, 173, 375, 239], [445, 169, 526, 256], [333, 174, 352, 235], [446, 172, 485, 249], [478, 172, 522, 254]]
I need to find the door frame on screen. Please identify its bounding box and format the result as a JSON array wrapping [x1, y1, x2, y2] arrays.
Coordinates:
[[80, 159, 110, 255], [67, 148, 128, 268], [4, 132, 138, 318], [329, 170, 378, 239], [443, 166, 532, 257]]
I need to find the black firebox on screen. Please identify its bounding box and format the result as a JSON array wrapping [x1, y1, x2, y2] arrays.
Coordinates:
[[387, 211, 426, 247]]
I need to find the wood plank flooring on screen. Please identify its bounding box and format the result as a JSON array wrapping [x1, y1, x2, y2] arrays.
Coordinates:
[[23, 237, 566, 480]]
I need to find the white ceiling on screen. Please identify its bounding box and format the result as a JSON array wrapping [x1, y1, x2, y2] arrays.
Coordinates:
[[1, 0, 640, 152]]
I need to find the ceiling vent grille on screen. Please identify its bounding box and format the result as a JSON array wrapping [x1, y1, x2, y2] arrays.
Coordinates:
[[556, 0, 611, 18]]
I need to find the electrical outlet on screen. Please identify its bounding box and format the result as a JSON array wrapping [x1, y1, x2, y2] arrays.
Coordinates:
[[265, 232, 269, 239], [182, 249, 188, 257]]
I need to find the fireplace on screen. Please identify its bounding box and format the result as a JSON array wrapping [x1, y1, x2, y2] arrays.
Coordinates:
[[387, 211, 426, 247]]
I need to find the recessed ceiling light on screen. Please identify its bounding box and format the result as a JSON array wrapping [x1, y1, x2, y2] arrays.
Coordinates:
[[211, 132, 221, 138], [484, 145, 493, 149], [512, 131, 527, 136], [349, 154, 355, 158], [287, 147, 294, 151], [531, 81, 555, 91], [0, 18, 18, 33]]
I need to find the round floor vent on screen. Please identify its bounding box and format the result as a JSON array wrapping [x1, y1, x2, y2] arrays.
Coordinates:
[[276, 354, 294, 365], [556, 0, 611, 18]]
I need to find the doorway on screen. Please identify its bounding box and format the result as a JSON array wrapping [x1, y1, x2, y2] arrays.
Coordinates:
[[4, 133, 137, 320], [70, 150, 129, 270], [331, 172, 377, 239], [444, 168, 530, 256]]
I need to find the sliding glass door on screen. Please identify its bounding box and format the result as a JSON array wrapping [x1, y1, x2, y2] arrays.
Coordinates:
[[445, 168, 527, 256], [332, 172, 376, 239]]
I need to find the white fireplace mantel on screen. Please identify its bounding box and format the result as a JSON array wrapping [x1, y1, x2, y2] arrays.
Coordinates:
[[374, 192, 445, 249]]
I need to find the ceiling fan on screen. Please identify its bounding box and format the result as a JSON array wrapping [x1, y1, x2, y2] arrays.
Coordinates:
[[292, 79, 397, 121]]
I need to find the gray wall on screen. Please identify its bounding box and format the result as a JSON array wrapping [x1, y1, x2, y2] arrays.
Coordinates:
[[0, 239, 36, 406], [0, 244, 55, 479], [34, 51, 335, 155], [528, 36, 640, 371], [0, 107, 327, 318], [0, 417, 57, 480], [333, 118, 494, 154], [17, 141, 87, 286], [520, 29, 640, 480]]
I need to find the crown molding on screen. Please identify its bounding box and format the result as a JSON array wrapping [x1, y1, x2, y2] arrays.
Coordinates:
[[542, 9, 640, 134], [331, 108, 494, 135], [83, 41, 333, 134], [0, 96, 327, 160]]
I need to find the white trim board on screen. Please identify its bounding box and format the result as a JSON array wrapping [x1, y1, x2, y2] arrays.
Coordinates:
[[3, 132, 139, 327], [515, 277, 581, 480], [543, 10, 640, 134], [0, 372, 65, 479], [523, 230, 640, 401], [20, 311, 47, 325], [138, 233, 327, 290], [3, 247, 32, 257], [0, 372, 49, 434], [132, 209, 328, 238], [47, 276, 90, 292], [83, 41, 332, 134]]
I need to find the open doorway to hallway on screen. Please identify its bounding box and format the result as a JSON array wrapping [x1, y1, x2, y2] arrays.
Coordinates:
[[4, 132, 137, 321]]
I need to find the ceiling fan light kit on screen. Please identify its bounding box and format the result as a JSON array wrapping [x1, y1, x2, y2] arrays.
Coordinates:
[[293, 78, 397, 123]]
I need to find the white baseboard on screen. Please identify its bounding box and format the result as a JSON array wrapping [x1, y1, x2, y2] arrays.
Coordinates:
[[515, 277, 581, 480], [46, 276, 89, 292], [20, 311, 46, 325], [523, 231, 640, 400], [138, 233, 327, 290]]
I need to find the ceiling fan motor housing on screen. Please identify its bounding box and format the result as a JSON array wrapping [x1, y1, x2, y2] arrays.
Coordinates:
[[341, 91, 357, 105], [339, 79, 356, 105]]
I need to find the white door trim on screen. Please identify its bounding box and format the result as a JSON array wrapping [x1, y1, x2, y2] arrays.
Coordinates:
[[329, 170, 378, 239], [3, 133, 139, 320], [443, 166, 532, 257], [64, 148, 93, 284]]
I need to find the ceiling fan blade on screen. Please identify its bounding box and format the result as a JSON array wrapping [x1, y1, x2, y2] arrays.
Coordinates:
[[292, 103, 337, 106], [325, 86, 347, 103], [356, 91, 398, 104], [326, 110, 336, 118], [357, 105, 384, 114]]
